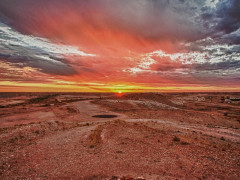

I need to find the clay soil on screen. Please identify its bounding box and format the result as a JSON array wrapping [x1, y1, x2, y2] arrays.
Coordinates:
[[0, 92, 239, 179]]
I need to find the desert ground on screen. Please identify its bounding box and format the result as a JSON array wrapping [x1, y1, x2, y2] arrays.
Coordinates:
[[0, 92, 239, 179]]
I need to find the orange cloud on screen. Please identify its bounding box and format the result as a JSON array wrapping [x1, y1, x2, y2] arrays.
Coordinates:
[[0, 0, 239, 92]]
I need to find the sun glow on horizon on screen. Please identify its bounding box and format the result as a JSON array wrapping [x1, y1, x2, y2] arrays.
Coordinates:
[[0, 1, 239, 92]]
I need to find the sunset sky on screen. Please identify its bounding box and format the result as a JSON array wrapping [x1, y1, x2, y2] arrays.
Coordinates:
[[0, 0, 239, 92]]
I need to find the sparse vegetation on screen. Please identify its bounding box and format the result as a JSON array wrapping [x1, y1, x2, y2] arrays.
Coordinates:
[[89, 145, 95, 148], [173, 136, 180, 142], [116, 150, 123, 153], [0, 92, 239, 179], [180, 141, 190, 145]]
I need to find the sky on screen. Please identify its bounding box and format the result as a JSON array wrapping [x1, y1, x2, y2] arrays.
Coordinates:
[[0, 0, 239, 92]]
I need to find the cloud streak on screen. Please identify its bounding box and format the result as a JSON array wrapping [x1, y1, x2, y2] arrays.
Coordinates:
[[0, 0, 239, 91], [0, 22, 95, 76]]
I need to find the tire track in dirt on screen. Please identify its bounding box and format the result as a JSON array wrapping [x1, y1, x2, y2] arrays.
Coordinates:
[[126, 119, 240, 143]]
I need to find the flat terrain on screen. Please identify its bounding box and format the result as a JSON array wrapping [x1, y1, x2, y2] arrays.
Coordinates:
[[0, 92, 239, 179]]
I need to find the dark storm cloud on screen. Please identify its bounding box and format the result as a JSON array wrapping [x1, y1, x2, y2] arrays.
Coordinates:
[[200, 0, 240, 44], [194, 60, 240, 71], [151, 57, 240, 74], [146, 40, 240, 85], [0, 22, 91, 76], [0, 0, 239, 88], [215, 0, 240, 34], [221, 28, 240, 45], [0, 0, 209, 42], [0, 0, 238, 43]]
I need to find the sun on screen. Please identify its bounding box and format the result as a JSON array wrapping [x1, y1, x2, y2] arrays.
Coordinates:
[[116, 90, 123, 97]]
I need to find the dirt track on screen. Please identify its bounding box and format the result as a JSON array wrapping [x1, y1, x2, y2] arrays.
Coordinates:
[[0, 93, 239, 179]]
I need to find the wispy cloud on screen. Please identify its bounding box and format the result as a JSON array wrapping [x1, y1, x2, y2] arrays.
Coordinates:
[[0, 22, 95, 75], [0, 0, 239, 91]]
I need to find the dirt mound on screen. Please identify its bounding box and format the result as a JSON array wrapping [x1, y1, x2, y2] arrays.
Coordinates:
[[1, 93, 240, 179], [88, 125, 104, 148], [1, 120, 240, 179], [116, 93, 178, 107]]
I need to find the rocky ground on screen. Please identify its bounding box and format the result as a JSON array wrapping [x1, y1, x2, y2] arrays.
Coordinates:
[[0, 92, 239, 179]]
